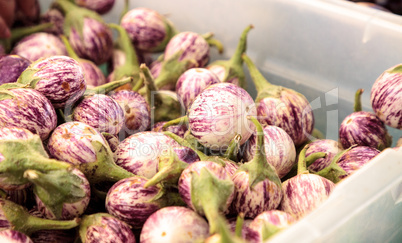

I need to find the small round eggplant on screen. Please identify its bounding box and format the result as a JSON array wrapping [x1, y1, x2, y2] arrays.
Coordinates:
[[18, 55, 86, 109], [11, 33, 67, 62], [243, 54, 314, 147], [0, 88, 57, 140], [371, 64, 402, 129], [75, 0, 116, 14], [0, 55, 31, 85], [176, 68, 221, 110], [172, 146, 200, 164], [248, 210, 296, 242], [140, 206, 209, 243], [121, 7, 176, 52], [0, 127, 36, 140], [337, 146, 380, 179], [305, 139, 341, 173], [114, 132, 180, 178], [164, 31, 209, 69], [0, 229, 33, 243], [151, 121, 187, 138], [3, 187, 34, 207], [188, 83, 256, 149], [79, 213, 136, 243], [227, 217, 259, 243], [109, 90, 151, 137], [40, 9, 65, 35], [243, 125, 296, 178], [72, 94, 125, 135]]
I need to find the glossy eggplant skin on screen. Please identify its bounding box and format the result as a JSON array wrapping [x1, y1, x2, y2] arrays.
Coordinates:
[[0, 88, 57, 140], [40, 9, 65, 35], [75, 0, 116, 15], [0, 229, 33, 243], [151, 121, 187, 138], [0, 55, 31, 85], [305, 139, 341, 173], [337, 146, 380, 179]]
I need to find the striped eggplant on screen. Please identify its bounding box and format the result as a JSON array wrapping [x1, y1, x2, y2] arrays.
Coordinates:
[[140, 206, 210, 243], [121, 7, 177, 52], [248, 210, 296, 242], [26, 168, 90, 220], [54, 0, 113, 65], [151, 121, 187, 138], [0, 87, 57, 140], [0, 55, 31, 85], [79, 213, 136, 243], [40, 8, 65, 35], [75, 0, 116, 14], [114, 131, 180, 178], [102, 133, 119, 152], [176, 68, 221, 110], [280, 145, 334, 220], [150, 59, 162, 79], [305, 139, 341, 173], [2, 187, 34, 208], [47, 121, 135, 184], [0, 198, 80, 236], [243, 54, 314, 147], [340, 89, 391, 150], [187, 82, 256, 150], [109, 90, 151, 138], [72, 94, 125, 135], [105, 177, 182, 228], [227, 218, 259, 243], [172, 146, 200, 164], [206, 25, 253, 88], [18, 55, 86, 109], [11, 33, 67, 62], [0, 229, 33, 243], [337, 146, 380, 179], [243, 125, 296, 178], [371, 64, 402, 129], [231, 117, 283, 219], [0, 127, 36, 141]]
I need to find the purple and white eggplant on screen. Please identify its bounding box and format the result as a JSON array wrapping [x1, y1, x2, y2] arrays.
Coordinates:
[[0, 198, 80, 236], [109, 90, 151, 138], [47, 121, 135, 184], [79, 213, 136, 243], [25, 168, 90, 220], [140, 206, 209, 243], [75, 0, 116, 15], [305, 139, 341, 173], [280, 145, 334, 220], [0, 87, 57, 140], [72, 94, 125, 135], [0, 55, 31, 85], [11, 33, 67, 62], [243, 125, 296, 178], [371, 64, 402, 129], [54, 0, 113, 65], [151, 121, 187, 138], [18, 55, 86, 109], [102, 132, 119, 152], [243, 54, 314, 147], [231, 117, 283, 218], [227, 217, 259, 243], [40, 8, 65, 35], [121, 7, 177, 52], [340, 89, 392, 150], [0, 127, 36, 141], [105, 176, 182, 228], [248, 210, 296, 242], [0, 229, 33, 243], [206, 25, 253, 88], [176, 68, 221, 110]]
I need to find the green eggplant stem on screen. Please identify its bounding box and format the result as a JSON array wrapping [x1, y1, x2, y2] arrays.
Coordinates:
[[11, 22, 54, 43], [119, 0, 130, 23], [354, 89, 364, 112], [25, 216, 80, 236], [224, 134, 242, 161], [140, 63, 161, 104], [162, 116, 189, 131], [60, 35, 80, 60], [84, 77, 133, 95], [163, 131, 208, 161], [314, 146, 352, 183], [108, 23, 139, 68], [297, 144, 327, 175], [235, 213, 245, 238], [231, 25, 254, 65], [53, 0, 80, 14], [242, 54, 273, 94]]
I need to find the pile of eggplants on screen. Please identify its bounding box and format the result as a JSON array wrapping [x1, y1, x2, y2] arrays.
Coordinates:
[[0, 0, 400, 242]]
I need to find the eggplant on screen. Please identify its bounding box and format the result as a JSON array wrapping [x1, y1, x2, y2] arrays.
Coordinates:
[[108, 48, 152, 75], [176, 68, 221, 110], [151, 121, 187, 138], [206, 25, 253, 88], [280, 145, 334, 220], [336, 146, 380, 179], [0, 127, 36, 140], [109, 90, 151, 137], [53, 0, 113, 65], [40, 8, 65, 35], [102, 132, 119, 152], [227, 217, 259, 243], [243, 125, 296, 178], [231, 117, 283, 218], [72, 94, 125, 136], [140, 206, 209, 243], [11, 33, 67, 62], [0, 87, 57, 140], [242, 54, 314, 147], [121, 7, 177, 52], [79, 213, 136, 243], [0, 55, 31, 85], [18, 55, 86, 109], [248, 210, 296, 242], [339, 89, 392, 150], [2, 187, 34, 208], [47, 121, 135, 184], [371, 64, 402, 129], [75, 0, 116, 15], [0, 229, 33, 243], [305, 139, 341, 173], [105, 176, 182, 228]]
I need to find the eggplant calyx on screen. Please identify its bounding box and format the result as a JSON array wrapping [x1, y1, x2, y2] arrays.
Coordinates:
[[223, 134, 242, 161], [84, 77, 133, 95], [313, 145, 352, 183]]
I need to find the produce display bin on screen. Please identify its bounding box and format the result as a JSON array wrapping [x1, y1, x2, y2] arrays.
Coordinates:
[[40, 0, 402, 242]]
